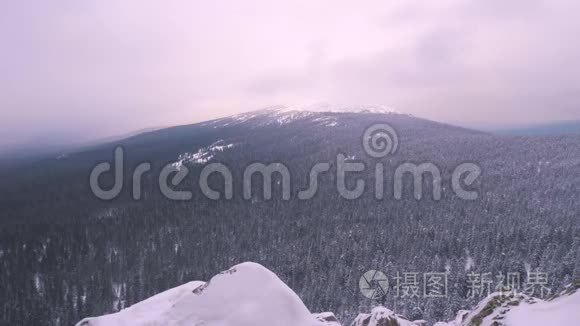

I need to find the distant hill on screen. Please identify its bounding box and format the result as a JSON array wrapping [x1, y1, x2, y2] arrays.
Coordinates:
[[0, 126, 164, 169], [494, 120, 580, 136]]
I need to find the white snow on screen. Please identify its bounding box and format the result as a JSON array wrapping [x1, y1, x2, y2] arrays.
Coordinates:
[[223, 107, 317, 126], [76, 261, 579, 326], [197, 104, 403, 130], [352, 307, 418, 326], [267, 104, 400, 118], [312, 116, 339, 127], [433, 310, 468, 326], [112, 282, 126, 311], [173, 140, 235, 169], [464, 250, 475, 271], [230, 112, 263, 123], [312, 312, 340, 325], [506, 290, 580, 326], [324, 104, 399, 114], [77, 280, 204, 326], [434, 289, 580, 326], [76, 262, 326, 326], [464, 256, 474, 271]]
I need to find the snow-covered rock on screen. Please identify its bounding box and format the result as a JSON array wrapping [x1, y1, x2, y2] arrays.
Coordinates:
[[351, 306, 418, 326], [313, 312, 341, 325], [433, 310, 469, 326], [76, 262, 580, 326], [505, 285, 580, 326], [76, 262, 328, 326], [434, 283, 580, 326]]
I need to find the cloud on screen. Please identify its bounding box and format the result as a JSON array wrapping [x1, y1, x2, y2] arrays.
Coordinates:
[[1, 0, 579, 150]]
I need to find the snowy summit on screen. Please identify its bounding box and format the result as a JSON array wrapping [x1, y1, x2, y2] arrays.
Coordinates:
[[77, 262, 580, 326], [76, 262, 338, 326]]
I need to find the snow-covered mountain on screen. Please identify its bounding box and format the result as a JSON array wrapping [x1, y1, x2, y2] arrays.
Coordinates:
[[77, 263, 580, 326], [75, 262, 340, 326], [199, 105, 403, 129]]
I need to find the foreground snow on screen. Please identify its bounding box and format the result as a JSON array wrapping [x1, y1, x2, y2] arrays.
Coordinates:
[[76, 262, 333, 326], [506, 288, 580, 326], [351, 306, 423, 326], [435, 286, 580, 326], [77, 262, 579, 326]]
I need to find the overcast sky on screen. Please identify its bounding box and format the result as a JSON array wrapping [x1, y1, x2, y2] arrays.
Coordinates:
[[1, 0, 579, 150]]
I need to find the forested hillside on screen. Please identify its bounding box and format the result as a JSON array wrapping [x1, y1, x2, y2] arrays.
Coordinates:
[[0, 108, 578, 325]]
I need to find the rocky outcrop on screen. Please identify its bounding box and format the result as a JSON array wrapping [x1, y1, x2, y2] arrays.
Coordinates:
[[76, 268, 580, 326], [351, 307, 418, 326], [76, 262, 331, 326], [314, 312, 341, 325], [434, 281, 580, 326]]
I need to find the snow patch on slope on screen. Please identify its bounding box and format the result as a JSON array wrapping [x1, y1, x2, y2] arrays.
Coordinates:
[[76, 262, 327, 326], [319, 104, 399, 114], [312, 116, 339, 127], [205, 104, 402, 128], [267, 104, 400, 117], [172, 140, 235, 169], [255, 104, 401, 126]]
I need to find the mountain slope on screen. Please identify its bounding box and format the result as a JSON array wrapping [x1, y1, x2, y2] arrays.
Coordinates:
[[0, 106, 579, 325]]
